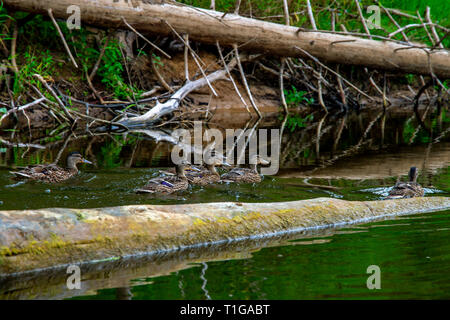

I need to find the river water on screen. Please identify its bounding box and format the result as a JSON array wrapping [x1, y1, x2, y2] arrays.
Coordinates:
[[0, 108, 449, 299]]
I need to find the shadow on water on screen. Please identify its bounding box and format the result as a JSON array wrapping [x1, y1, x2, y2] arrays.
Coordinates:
[[0, 106, 449, 299]]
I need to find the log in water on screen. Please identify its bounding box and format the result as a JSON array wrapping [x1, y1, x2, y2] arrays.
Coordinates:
[[0, 197, 449, 275]]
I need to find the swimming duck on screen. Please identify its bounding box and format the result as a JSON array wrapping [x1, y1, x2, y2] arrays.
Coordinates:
[[185, 157, 231, 186], [386, 167, 424, 199], [221, 155, 270, 183], [136, 159, 191, 194], [10, 151, 92, 183]]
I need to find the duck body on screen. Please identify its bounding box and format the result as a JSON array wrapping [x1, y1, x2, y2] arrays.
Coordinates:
[[136, 160, 190, 194], [9, 152, 91, 183], [135, 175, 189, 194], [386, 181, 424, 199], [10, 165, 78, 183], [220, 155, 270, 183], [221, 167, 261, 183], [186, 166, 220, 186], [386, 167, 424, 199]]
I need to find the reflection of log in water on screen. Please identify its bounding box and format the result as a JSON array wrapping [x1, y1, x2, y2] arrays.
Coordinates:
[[0, 226, 339, 300]]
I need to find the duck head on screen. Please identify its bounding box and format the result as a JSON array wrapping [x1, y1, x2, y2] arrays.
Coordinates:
[[67, 152, 92, 170], [249, 155, 271, 172], [205, 156, 231, 176], [408, 167, 419, 182], [175, 159, 191, 179]]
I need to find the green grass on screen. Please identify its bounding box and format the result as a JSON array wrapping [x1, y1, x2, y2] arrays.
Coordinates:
[[12, 46, 55, 97], [1, 0, 448, 103], [284, 85, 315, 106]]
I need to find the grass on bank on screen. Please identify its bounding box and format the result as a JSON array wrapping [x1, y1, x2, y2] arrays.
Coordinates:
[[0, 0, 449, 103]]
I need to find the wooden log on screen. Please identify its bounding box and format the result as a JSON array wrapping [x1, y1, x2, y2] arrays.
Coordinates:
[[0, 197, 449, 275], [3, 0, 450, 78]]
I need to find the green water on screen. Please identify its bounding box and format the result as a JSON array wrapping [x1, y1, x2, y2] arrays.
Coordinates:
[[68, 209, 450, 300], [0, 165, 449, 299], [0, 110, 449, 299]]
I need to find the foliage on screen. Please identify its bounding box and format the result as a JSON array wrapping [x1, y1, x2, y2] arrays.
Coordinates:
[[285, 113, 314, 132], [12, 46, 54, 98], [284, 86, 314, 106], [0, 1, 11, 41], [68, 28, 140, 100], [97, 135, 137, 169]]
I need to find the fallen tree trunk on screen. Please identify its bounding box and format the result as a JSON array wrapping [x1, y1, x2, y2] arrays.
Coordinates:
[[4, 0, 450, 78], [0, 197, 449, 275]]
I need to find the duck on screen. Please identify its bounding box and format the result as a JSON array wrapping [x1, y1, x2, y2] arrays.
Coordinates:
[[185, 157, 231, 186], [221, 155, 270, 183], [386, 167, 424, 199], [10, 151, 92, 183], [136, 159, 191, 194]]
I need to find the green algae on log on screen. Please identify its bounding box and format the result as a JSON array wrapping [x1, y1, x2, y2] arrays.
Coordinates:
[[0, 197, 449, 274]]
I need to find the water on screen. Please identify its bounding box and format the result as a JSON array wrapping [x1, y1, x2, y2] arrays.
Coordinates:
[[72, 210, 449, 300], [0, 108, 449, 299], [0, 165, 448, 299]]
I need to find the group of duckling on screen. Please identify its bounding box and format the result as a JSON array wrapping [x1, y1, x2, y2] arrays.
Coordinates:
[[10, 151, 272, 195], [9, 151, 424, 199]]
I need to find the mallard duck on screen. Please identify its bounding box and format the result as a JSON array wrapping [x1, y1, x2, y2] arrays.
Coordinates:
[[10, 151, 92, 183], [185, 157, 231, 186], [386, 167, 424, 199], [136, 159, 191, 194], [221, 155, 270, 183]]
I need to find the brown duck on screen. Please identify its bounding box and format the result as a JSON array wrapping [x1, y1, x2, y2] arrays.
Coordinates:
[[221, 155, 270, 183], [136, 160, 191, 194], [386, 167, 424, 199], [185, 157, 231, 186], [10, 151, 92, 183]]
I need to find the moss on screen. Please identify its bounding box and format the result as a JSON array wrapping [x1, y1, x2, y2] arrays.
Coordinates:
[[75, 211, 86, 221], [1, 197, 449, 274]]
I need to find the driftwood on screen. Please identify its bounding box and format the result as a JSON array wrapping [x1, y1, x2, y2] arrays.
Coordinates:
[[3, 0, 450, 78], [119, 57, 236, 127], [0, 197, 449, 275]]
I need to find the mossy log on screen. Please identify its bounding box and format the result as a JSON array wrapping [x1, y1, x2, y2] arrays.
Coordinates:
[[3, 0, 450, 78], [0, 197, 449, 275]]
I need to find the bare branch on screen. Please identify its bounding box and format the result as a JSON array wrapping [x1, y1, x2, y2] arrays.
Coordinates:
[[48, 8, 78, 68]]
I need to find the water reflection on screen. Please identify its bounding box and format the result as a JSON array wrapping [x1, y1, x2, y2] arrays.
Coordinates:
[[0, 107, 449, 299], [0, 107, 448, 175], [1, 209, 449, 299]]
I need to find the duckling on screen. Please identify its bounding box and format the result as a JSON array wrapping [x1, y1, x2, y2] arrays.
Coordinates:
[[136, 160, 191, 194], [221, 155, 270, 183], [10, 151, 92, 183], [386, 167, 424, 199]]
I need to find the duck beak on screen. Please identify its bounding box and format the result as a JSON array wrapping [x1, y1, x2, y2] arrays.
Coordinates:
[[190, 166, 202, 172], [222, 161, 232, 167], [260, 158, 271, 165], [82, 158, 92, 164]]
